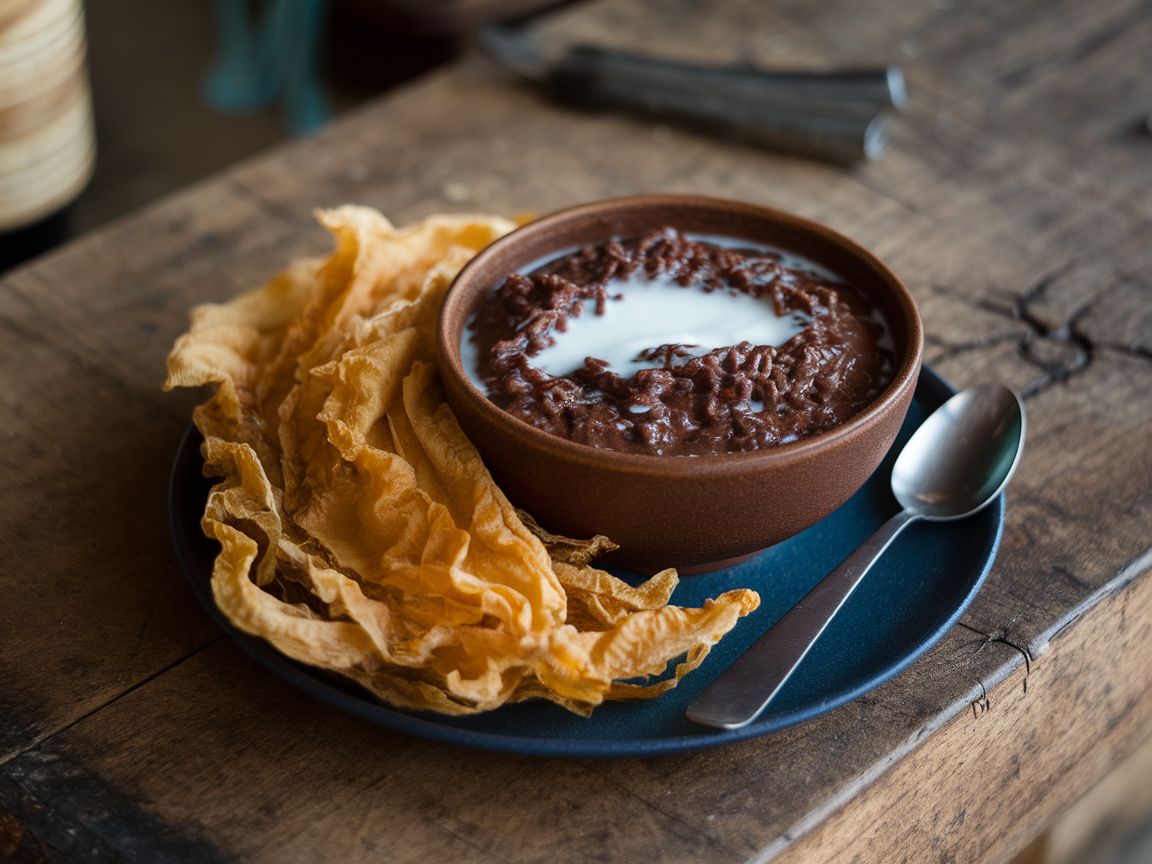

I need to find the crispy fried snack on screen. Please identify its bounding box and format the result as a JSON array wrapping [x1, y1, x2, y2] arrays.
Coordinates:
[[165, 206, 759, 715]]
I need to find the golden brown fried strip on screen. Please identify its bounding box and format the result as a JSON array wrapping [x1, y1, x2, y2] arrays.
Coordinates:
[[165, 205, 760, 715]]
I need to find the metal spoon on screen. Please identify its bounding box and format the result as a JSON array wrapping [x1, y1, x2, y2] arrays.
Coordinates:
[[687, 383, 1026, 730]]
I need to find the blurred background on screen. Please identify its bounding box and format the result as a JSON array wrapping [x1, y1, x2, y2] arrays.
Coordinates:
[[2, 1, 1152, 861], [0, 0, 563, 272]]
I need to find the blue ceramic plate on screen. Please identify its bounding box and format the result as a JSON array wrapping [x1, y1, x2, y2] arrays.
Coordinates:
[[170, 367, 1002, 757]]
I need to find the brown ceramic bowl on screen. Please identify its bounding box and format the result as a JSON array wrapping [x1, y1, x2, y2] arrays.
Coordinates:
[[436, 195, 923, 573]]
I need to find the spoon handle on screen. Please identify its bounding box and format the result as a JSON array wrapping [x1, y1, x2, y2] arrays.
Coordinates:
[[687, 509, 920, 730]]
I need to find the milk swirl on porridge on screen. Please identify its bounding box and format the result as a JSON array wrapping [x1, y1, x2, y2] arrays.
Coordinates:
[[464, 229, 893, 456]]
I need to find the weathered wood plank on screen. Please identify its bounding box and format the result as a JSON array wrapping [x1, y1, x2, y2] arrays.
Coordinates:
[[1039, 713, 1152, 864], [0, 639, 744, 864], [772, 562, 1152, 864], [0, 281, 217, 757], [1, 0, 1151, 860], [2, 179, 329, 411], [0, 181, 320, 759]]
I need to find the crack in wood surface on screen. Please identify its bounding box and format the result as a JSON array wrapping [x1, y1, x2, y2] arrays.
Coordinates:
[[958, 621, 1033, 704], [0, 638, 225, 772], [964, 621, 1034, 673], [923, 259, 1152, 400], [926, 331, 1023, 363], [950, 620, 1033, 716], [966, 677, 990, 720]]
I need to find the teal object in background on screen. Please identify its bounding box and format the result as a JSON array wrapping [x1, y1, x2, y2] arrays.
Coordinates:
[[203, 0, 332, 135]]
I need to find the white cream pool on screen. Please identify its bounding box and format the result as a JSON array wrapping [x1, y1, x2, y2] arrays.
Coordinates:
[[529, 273, 808, 378], [463, 235, 848, 391]]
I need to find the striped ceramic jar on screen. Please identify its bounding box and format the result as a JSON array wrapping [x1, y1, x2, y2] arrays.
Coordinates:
[[0, 0, 95, 231]]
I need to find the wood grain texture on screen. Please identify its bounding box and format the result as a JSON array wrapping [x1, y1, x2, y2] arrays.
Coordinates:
[[771, 562, 1152, 864], [1039, 710, 1152, 864], [1, 0, 1151, 860]]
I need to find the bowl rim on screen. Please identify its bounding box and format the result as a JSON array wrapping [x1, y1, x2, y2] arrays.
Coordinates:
[[436, 194, 923, 478]]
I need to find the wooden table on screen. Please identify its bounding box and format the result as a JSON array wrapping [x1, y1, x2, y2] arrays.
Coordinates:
[[3, 0, 1152, 861]]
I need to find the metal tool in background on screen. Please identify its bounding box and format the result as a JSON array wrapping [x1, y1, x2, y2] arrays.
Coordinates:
[[480, 24, 905, 163]]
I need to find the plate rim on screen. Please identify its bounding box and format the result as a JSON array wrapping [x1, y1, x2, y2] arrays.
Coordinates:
[[169, 366, 1003, 758]]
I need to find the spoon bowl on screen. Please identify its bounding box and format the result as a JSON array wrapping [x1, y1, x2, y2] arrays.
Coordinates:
[[893, 384, 1025, 520]]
